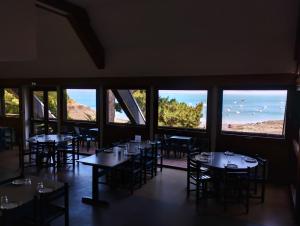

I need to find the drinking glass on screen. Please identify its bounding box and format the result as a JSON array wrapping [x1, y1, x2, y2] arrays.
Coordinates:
[[24, 177, 32, 185], [36, 182, 44, 192], [0, 196, 8, 209]]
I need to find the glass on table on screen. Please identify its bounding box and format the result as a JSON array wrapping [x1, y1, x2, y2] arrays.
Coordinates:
[[0, 196, 9, 209], [36, 182, 44, 192], [24, 177, 32, 185]]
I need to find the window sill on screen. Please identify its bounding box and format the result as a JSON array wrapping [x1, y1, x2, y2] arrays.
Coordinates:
[[220, 131, 286, 140]]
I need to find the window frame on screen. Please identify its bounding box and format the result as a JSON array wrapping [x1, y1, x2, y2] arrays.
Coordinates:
[[218, 87, 289, 139], [62, 87, 98, 124], [104, 87, 149, 127], [30, 88, 58, 135], [156, 89, 210, 132], [105, 87, 149, 128]]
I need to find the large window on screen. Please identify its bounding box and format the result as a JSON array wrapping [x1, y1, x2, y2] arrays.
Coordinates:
[[31, 90, 58, 135], [221, 90, 287, 136], [4, 88, 19, 117], [158, 90, 208, 129], [65, 89, 96, 122], [107, 89, 146, 125]]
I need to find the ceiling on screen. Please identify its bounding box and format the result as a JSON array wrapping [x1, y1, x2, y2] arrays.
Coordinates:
[[0, 0, 298, 78]]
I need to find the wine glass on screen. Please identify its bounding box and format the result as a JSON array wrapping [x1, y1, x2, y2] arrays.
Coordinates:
[[0, 196, 8, 209], [36, 182, 44, 192], [24, 177, 32, 185]]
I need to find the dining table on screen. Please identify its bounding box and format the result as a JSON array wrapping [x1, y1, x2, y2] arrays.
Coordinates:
[[27, 134, 74, 168], [0, 176, 64, 226], [194, 151, 258, 169], [78, 140, 157, 207], [193, 151, 258, 200], [27, 134, 73, 144]]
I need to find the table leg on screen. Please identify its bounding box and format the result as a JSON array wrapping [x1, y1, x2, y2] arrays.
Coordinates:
[[82, 166, 109, 207]]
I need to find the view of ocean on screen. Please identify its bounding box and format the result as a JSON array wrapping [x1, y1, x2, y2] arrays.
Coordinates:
[[67, 89, 287, 125]]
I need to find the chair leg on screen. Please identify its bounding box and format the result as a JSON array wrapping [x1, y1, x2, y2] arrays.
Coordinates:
[[187, 176, 190, 197], [130, 173, 134, 194], [196, 180, 200, 201], [143, 166, 147, 184], [261, 183, 265, 203]]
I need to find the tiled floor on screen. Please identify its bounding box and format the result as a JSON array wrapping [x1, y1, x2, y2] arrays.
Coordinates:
[[24, 163, 297, 226]]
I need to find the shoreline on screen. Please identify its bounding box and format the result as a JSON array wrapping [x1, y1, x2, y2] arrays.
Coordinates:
[[222, 120, 284, 135]]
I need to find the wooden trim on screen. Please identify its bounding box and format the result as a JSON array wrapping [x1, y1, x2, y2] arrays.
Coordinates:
[[295, 4, 300, 65], [36, 0, 105, 69]]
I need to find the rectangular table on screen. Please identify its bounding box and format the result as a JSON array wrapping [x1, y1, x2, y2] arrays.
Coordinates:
[[78, 144, 145, 207]]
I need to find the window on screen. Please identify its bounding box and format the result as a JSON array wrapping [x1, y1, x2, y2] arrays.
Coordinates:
[[158, 90, 208, 129], [107, 89, 146, 125], [33, 91, 44, 120], [48, 91, 57, 119], [31, 90, 58, 135], [65, 89, 96, 122], [221, 90, 287, 136], [4, 88, 19, 117]]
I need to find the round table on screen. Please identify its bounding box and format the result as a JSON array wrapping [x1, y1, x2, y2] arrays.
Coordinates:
[[27, 134, 73, 144], [194, 152, 258, 169]]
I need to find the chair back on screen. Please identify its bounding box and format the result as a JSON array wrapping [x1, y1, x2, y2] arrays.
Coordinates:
[[187, 152, 203, 176], [191, 137, 210, 153], [254, 155, 268, 181], [37, 183, 69, 226], [36, 141, 56, 154], [141, 145, 156, 162]]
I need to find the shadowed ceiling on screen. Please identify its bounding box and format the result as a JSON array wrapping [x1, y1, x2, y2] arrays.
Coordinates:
[[0, 0, 298, 78]]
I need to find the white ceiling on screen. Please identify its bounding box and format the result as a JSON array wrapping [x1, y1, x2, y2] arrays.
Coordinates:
[[0, 0, 298, 78]]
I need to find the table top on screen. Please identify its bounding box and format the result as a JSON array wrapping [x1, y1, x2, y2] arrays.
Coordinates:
[[78, 141, 155, 168], [194, 152, 258, 169], [27, 134, 73, 143], [0, 176, 64, 210], [78, 146, 133, 168]]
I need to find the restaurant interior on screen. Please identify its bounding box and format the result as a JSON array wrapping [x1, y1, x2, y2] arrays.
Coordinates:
[[0, 0, 300, 225]]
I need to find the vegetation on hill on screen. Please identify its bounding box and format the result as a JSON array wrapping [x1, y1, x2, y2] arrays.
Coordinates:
[[4, 89, 19, 116], [116, 90, 203, 128], [5, 89, 203, 128], [158, 97, 203, 128]]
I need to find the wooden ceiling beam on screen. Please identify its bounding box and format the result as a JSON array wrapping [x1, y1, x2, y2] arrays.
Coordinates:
[[36, 0, 105, 69]]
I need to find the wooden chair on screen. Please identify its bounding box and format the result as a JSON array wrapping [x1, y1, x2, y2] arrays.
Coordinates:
[[119, 153, 143, 194], [35, 183, 69, 226], [250, 155, 268, 203], [56, 137, 79, 168], [187, 152, 212, 201], [36, 141, 57, 171], [141, 146, 156, 184], [223, 166, 251, 213], [23, 141, 38, 168]]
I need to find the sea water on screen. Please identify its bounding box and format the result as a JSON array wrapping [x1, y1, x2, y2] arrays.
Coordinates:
[[66, 89, 287, 125]]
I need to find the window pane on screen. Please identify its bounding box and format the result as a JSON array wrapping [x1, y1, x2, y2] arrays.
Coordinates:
[[221, 90, 287, 135], [158, 90, 207, 129], [107, 89, 146, 125], [33, 91, 44, 120], [48, 91, 57, 119], [65, 89, 96, 121], [4, 89, 19, 117]]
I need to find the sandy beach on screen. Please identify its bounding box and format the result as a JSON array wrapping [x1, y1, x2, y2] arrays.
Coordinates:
[[222, 120, 284, 135]]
